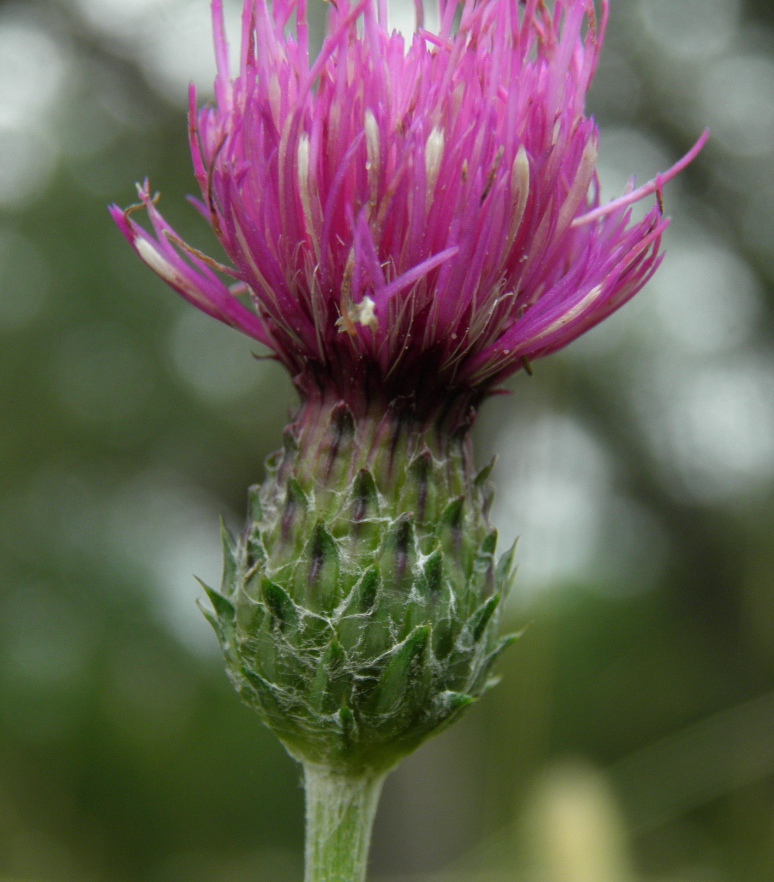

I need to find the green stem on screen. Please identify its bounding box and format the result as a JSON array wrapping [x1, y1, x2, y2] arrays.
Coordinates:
[[304, 764, 386, 882]]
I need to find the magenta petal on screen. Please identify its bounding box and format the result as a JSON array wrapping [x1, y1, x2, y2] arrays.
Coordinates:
[[112, 0, 705, 405]]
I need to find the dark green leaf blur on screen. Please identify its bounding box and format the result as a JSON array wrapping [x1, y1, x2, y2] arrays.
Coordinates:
[[1, 0, 773, 879]]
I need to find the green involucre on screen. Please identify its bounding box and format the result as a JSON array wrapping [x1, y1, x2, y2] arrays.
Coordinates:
[[201, 396, 516, 774]]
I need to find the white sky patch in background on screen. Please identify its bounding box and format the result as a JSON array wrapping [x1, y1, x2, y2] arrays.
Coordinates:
[[0, 11, 70, 205], [152, 522, 227, 656], [639, 0, 741, 61], [0, 127, 58, 207], [0, 462, 225, 660], [566, 228, 762, 363], [491, 415, 666, 601], [633, 355, 774, 505], [387, 0, 440, 42], [75, 0, 245, 104], [107, 469, 226, 657], [385, 0, 416, 38], [76, 0, 169, 30], [140, 0, 241, 103], [595, 129, 673, 225], [698, 52, 774, 158], [640, 236, 772, 503], [648, 235, 764, 355], [60, 64, 135, 159], [0, 17, 70, 128], [491, 415, 607, 594], [569, 223, 774, 506], [75, 0, 438, 104]]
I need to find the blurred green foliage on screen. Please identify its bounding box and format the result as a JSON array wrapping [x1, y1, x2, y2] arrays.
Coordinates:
[[2, 0, 774, 880]]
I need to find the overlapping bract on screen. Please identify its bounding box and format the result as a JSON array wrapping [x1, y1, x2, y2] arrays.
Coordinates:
[[112, 0, 705, 402]]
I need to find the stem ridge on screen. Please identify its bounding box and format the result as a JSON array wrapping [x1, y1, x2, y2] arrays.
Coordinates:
[[304, 765, 386, 882]]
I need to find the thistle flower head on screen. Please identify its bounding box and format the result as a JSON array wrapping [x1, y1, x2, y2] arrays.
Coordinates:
[[112, 0, 706, 411]]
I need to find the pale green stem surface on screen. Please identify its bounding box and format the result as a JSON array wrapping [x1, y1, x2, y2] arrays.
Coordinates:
[[304, 764, 386, 882]]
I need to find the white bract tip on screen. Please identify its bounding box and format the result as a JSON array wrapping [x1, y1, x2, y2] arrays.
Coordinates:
[[425, 127, 445, 210], [558, 136, 599, 233], [365, 110, 380, 206], [135, 237, 209, 309], [297, 134, 319, 256], [298, 133, 311, 182], [527, 284, 605, 346], [136, 237, 184, 288], [507, 145, 531, 246]]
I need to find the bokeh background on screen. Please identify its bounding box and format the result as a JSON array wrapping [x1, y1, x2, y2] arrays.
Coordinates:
[[2, 0, 774, 879]]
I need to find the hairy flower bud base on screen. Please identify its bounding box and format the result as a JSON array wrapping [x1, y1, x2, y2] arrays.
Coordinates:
[[201, 393, 515, 773]]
